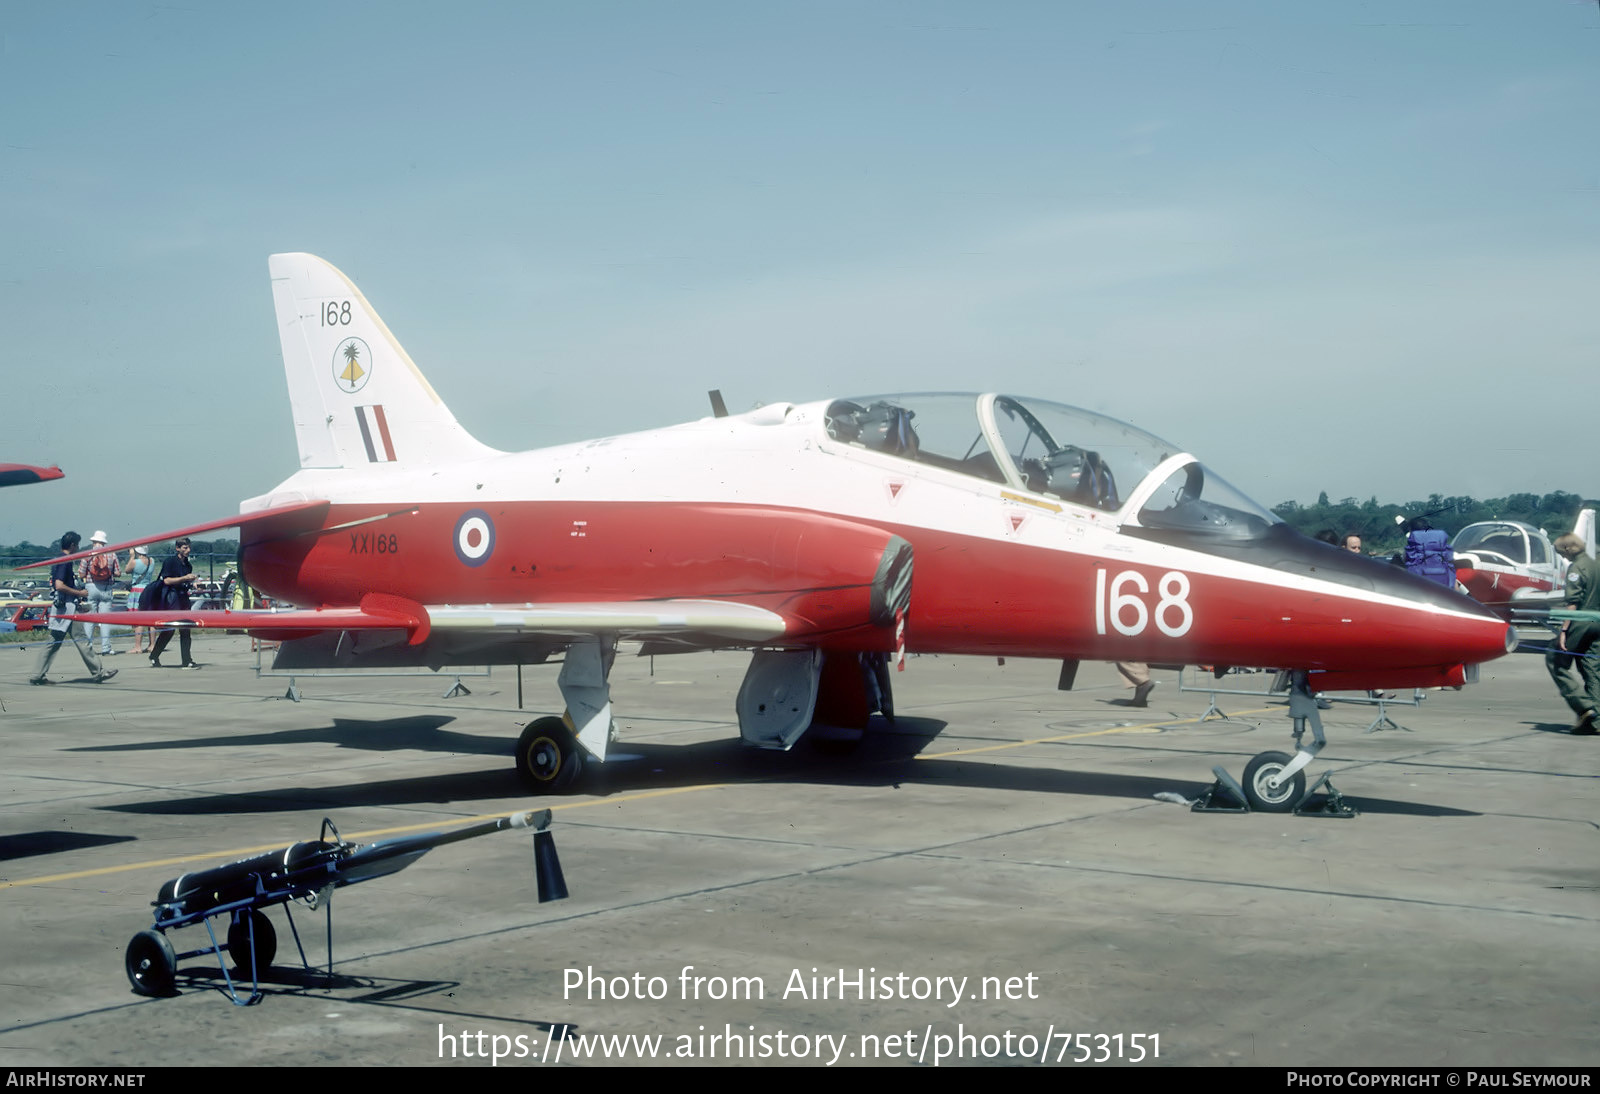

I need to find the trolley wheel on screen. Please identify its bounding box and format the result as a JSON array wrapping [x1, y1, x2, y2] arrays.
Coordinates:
[[227, 909, 277, 979], [125, 930, 177, 996], [1242, 751, 1307, 813], [516, 717, 585, 793]]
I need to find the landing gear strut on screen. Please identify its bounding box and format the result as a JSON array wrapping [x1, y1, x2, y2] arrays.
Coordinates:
[[513, 636, 617, 792]]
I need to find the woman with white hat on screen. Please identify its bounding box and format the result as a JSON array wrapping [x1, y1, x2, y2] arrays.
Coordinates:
[[124, 544, 156, 654]]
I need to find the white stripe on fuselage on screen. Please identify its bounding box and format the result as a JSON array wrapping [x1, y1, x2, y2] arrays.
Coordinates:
[[243, 399, 1485, 625]]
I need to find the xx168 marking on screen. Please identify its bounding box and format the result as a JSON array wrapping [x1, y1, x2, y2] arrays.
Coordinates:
[[350, 532, 399, 555], [322, 300, 351, 326], [1094, 569, 1193, 638]]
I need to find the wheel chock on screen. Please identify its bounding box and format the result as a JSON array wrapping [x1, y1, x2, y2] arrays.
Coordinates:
[[1292, 771, 1358, 818], [1191, 765, 1251, 813]]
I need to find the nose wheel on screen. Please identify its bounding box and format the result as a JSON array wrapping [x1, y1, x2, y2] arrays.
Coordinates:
[[1241, 751, 1305, 812]]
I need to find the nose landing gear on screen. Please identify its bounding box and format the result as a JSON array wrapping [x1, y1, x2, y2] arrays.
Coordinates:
[[1193, 670, 1358, 817]]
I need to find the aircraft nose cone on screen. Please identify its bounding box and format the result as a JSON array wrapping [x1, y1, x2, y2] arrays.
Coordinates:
[[1333, 553, 1518, 673]]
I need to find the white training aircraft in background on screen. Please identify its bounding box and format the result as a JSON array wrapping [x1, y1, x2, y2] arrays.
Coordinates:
[[1453, 508, 1596, 613]]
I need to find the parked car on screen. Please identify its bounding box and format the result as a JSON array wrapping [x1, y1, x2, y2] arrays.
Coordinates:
[[2, 601, 53, 632]]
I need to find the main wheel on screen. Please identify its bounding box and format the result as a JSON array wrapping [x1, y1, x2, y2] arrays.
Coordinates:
[[516, 717, 584, 793], [1242, 751, 1306, 813], [125, 930, 176, 996], [227, 909, 277, 979]]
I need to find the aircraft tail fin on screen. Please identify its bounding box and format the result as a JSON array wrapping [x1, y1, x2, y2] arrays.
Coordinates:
[[269, 253, 501, 470], [1573, 507, 1596, 560]]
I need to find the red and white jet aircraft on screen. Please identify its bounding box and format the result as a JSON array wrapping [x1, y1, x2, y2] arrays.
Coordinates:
[[52, 254, 1516, 810]]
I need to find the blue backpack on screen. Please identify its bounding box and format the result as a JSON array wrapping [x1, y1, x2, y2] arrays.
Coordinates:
[[1405, 529, 1455, 588]]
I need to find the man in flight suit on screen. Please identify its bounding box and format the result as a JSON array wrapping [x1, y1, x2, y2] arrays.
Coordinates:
[[1546, 533, 1599, 735]]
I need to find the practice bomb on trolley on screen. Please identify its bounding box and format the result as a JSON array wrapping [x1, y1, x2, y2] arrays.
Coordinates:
[[125, 808, 567, 1004]]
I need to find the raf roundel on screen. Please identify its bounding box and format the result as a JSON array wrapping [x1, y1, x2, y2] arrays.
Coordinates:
[[332, 337, 373, 394], [453, 510, 496, 568]]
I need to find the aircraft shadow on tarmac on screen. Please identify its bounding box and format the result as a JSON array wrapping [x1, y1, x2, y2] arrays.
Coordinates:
[[99, 714, 1480, 819], [0, 830, 136, 861], [67, 714, 507, 757]]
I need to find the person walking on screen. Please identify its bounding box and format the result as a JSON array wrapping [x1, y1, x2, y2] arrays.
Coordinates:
[[31, 531, 117, 685], [1546, 533, 1600, 735], [149, 538, 202, 669]]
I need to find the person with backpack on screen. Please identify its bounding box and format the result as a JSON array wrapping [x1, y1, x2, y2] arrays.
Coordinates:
[[79, 530, 121, 656], [1403, 517, 1456, 588], [149, 537, 201, 669]]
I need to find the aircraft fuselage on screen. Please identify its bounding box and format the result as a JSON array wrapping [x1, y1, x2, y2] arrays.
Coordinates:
[[239, 399, 1514, 684]]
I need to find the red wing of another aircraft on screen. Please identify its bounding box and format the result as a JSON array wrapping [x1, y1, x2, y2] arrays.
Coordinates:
[[49, 253, 1517, 808], [0, 463, 64, 489]]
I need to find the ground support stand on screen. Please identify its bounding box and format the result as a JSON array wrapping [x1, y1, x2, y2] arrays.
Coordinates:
[[1292, 771, 1359, 818], [1360, 690, 1424, 734], [1191, 765, 1250, 813]]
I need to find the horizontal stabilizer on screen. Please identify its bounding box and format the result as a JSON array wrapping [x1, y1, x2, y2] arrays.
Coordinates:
[[21, 500, 330, 570]]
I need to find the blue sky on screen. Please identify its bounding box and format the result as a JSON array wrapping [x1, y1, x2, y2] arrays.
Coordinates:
[[3, 1, 1597, 546]]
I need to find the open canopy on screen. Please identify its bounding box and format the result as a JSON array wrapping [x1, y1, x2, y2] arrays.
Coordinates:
[[823, 392, 1281, 544]]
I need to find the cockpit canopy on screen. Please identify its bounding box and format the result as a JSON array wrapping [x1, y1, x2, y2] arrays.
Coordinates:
[[823, 393, 1280, 542], [1452, 522, 1548, 568]]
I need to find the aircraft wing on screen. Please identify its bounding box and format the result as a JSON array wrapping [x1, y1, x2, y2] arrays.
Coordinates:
[[424, 601, 786, 642], [0, 463, 64, 489], [64, 596, 788, 647], [18, 500, 332, 570]]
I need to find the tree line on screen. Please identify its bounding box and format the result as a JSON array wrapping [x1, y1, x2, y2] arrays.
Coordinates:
[[1, 538, 240, 570], [1272, 491, 1591, 552]]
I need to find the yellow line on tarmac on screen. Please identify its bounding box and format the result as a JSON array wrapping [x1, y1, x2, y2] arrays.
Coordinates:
[[915, 707, 1276, 760], [0, 783, 725, 892]]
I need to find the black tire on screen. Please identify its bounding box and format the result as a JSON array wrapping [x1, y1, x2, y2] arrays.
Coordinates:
[[516, 717, 584, 793], [126, 930, 177, 996], [227, 909, 277, 979], [1242, 751, 1306, 813]]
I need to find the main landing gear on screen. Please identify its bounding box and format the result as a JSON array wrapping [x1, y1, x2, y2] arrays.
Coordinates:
[[511, 644, 897, 793], [515, 636, 615, 793], [1195, 670, 1356, 817]]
